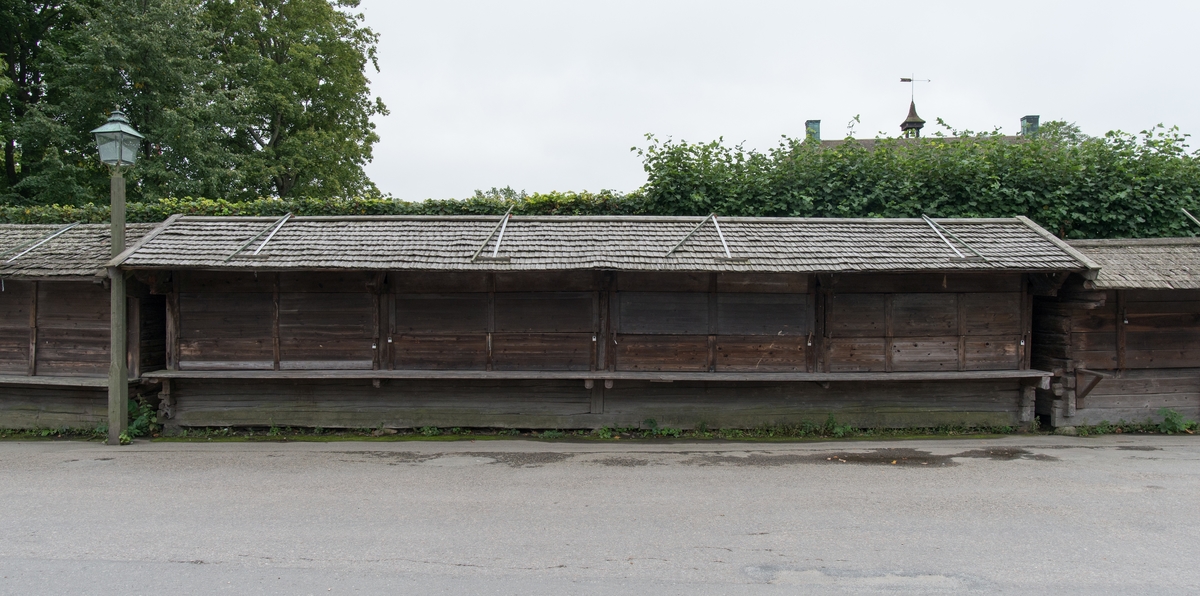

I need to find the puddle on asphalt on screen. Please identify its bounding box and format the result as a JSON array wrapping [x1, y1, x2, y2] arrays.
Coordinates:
[[351, 451, 571, 468], [681, 447, 1057, 467], [594, 456, 652, 467], [342, 447, 1058, 468]]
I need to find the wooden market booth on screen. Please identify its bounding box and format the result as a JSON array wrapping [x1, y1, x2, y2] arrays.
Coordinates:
[[115, 214, 1093, 431], [0, 223, 164, 428], [1033, 237, 1200, 427]]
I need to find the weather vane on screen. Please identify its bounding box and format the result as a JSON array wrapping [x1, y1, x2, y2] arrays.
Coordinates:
[[900, 75, 931, 100]]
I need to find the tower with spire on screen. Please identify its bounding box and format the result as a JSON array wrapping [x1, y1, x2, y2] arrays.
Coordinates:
[[900, 101, 925, 138]]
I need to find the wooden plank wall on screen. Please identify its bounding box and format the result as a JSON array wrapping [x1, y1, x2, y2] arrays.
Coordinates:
[[0, 280, 32, 374], [1033, 285, 1200, 425], [0, 384, 106, 429], [164, 378, 1022, 430], [172, 270, 1034, 377], [0, 280, 117, 378], [822, 273, 1026, 374], [35, 281, 110, 377]]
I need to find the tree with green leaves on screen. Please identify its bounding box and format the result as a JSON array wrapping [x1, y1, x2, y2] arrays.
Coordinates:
[[1, 0, 387, 205], [0, 0, 75, 197], [18, 0, 241, 204], [204, 0, 387, 199]]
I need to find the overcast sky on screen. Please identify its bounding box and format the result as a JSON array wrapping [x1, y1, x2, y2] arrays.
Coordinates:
[[356, 0, 1200, 200]]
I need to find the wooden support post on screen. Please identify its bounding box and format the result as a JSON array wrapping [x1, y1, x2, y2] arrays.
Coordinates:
[[608, 274, 619, 372], [1065, 388, 1077, 417], [1020, 275, 1033, 370], [166, 274, 180, 371], [1019, 385, 1035, 423], [371, 272, 384, 371], [817, 274, 831, 373], [884, 293, 894, 373], [27, 281, 37, 376], [486, 273, 495, 371], [272, 273, 281, 371], [107, 267, 128, 445], [127, 296, 140, 380], [387, 287, 396, 371], [157, 378, 173, 421], [1116, 290, 1127, 371], [591, 290, 600, 371], [707, 273, 717, 372], [590, 384, 604, 414], [956, 292, 966, 372]]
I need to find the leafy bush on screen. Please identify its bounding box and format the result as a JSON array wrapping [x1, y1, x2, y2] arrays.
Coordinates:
[[1157, 408, 1198, 434], [635, 123, 1200, 239], [8, 122, 1200, 241]]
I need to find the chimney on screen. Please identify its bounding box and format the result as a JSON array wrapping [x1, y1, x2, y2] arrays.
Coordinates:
[[805, 120, 821, 141], [1020, 115, 1040, 137]]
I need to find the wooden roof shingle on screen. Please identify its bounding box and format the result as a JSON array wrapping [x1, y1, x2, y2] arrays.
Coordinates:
[[114, 215, 1093, 274], [1068, 238, 1200, 289], [1, 223, 158, 279]]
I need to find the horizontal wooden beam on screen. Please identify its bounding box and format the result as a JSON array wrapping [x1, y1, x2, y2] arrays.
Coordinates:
[[142, 369, 1051, 382], [0, 375, 112, 388]]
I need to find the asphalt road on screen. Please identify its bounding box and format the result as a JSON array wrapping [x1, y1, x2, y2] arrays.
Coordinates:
[[0, 435, 1197, 595]]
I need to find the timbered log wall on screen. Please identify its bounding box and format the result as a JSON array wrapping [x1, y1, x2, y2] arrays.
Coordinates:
[[818, 273, 1028, 374], [1033, 285, 1200, 426], [163, 378, 1023, 430], [159, 269, 1039, 429], [0, 279, 165, 428]]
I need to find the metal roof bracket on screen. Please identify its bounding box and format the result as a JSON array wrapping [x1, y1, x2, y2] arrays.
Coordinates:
[[1182, 208, 1200, 229], [471, 205, 515, 262], [666, 213, 747, 261], [922, 215, 988, 262], [4, 222, 81, 263], [225, 213, 292, 261]]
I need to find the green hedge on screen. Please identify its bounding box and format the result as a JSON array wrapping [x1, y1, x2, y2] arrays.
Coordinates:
[[0, 191, 647, 224], [6, 123, 1200, 240]]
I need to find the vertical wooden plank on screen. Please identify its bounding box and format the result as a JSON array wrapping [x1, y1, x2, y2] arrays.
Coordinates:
[[1019, 385, 1035, 423], [1020, 275, 1032, 370], [816, 275, 830, 373], [956, 292, 966, 372], [884, 294, 894, 373], [590, 383, 604, 414], [486, 273, 495, 372], [272, 273, 281, 371], [27, 281, 37, 376], [806, 275, 816, 373], [167, 274, 180, 371], [591, 291, 599, 371], [387, 293, 396, 370], [608, 276, 619, 372], [372, 292, 381, 371], [1116, 290, 1127, 371], [707, 273, 717, 372], [127, 296, 141, 380]]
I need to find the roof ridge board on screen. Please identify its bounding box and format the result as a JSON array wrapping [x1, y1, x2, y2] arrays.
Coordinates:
[[171, 214, 1028, 224], [1070, 237, 1200, 247]]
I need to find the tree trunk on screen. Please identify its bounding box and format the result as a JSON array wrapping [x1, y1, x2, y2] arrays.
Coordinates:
[[4, 138, 16, 186]]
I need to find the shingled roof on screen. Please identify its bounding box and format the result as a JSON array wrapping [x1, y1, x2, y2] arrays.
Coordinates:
[[1, 223, 158, 279], [1068, 238, 1200, 289], [114, 215, 1094, 274]]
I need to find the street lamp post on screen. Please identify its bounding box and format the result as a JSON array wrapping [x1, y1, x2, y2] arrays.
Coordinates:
[[90, 111, 144, 445]]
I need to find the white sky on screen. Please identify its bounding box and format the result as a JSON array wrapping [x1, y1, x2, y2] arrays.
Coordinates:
[[357, 0, 1200, 200]]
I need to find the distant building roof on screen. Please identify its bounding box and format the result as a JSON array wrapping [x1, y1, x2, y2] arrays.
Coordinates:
[[0, 223, 158, 279], [818, 135, 1024, 150], [1068, 238, 1200, 290], [114, 215, 1093, 274]]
